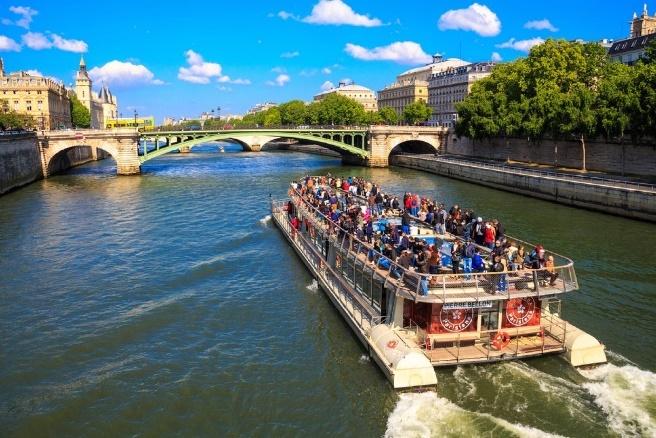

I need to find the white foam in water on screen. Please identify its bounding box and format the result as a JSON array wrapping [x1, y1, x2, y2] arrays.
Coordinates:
[[306, 279, 319, 292], [579, 363, 656, 437], [359, 354, 370, 363], [384, 392, 565, 438], [259, 214, 272, 226]]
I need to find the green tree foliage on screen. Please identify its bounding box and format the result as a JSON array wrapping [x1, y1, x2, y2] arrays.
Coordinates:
[[402, 100, 432, 125], [278, 100, 307, 126], [456, 39, 656, 169], [378, 106, 399, 125], [263, 107, 281, 127], [643, 39, 656, 64], [70, 93, 90, 128]]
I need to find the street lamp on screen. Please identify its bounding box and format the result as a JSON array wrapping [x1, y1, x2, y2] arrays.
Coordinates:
[[134, 109, 138, 128]]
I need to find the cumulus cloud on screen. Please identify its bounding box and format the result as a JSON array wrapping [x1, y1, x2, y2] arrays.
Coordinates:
[[0, 35, 21, 51], [4, 6, 37, 29], [345, 41, 432, 65], [89, 60, 163, 87], [177, 50, 249, 85], [24, 69, 42, 76], [524, 19, 558, 32], [321, 67, 332, 74], [22, 31, 50, 49], [51, 34, 87, 52], [438, 3, 501, 37], [271, 66, 286, 74], [281, 50, 300, 58], [496, 37, 545, 53], [20, 32, 87, 52], [301, 0, 382, 27], [320, 80, 335, 91], [277, 11, 299, 20], [267, 74, 290, 87], [491, 51, 502, 61]]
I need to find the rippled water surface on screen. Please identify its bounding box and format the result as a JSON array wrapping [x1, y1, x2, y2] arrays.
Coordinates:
[[1, 144, 655, 437]]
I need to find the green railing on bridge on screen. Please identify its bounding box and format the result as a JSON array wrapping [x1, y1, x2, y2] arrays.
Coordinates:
[[138, 128, 369, 163]]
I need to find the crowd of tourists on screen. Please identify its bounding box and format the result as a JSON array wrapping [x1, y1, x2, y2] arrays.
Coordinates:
[[288, 175, 559, 294]]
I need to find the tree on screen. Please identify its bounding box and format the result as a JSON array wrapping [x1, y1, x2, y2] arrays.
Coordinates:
[[364, 110, 383, 125], [263, 107, 281, 127], [316, 93, 367, 125], [70, 93, 90, 128], [278, 100, 307, 126], [378, 106, 399, 125], [642, 38, 656, 64], [402, 100, 432, 125]]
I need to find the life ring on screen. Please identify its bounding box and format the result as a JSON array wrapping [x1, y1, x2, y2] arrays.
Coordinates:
[[491, 331, 511, 350], [387, 340, 398, 349]]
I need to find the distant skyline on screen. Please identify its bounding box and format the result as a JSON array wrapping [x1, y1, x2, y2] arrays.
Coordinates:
[[0, 0, 648, 122]]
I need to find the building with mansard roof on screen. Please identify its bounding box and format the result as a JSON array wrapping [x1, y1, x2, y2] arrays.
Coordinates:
[[609, 4, 656, 65]]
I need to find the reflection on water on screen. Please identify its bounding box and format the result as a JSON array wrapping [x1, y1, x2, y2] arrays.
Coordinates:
[[0, 147, 654, 437]]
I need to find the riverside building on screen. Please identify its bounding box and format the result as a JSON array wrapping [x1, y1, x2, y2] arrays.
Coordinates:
[[609, 4, 656, 65], [377, 55, 469, 117], [0, 58, 71, 130], [428, 62, 496, 128], [313, 82, 378, 112], [74, 57, 118, 129]]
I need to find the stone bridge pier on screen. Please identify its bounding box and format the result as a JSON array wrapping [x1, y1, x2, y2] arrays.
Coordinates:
[[366, 126, 448, 167]]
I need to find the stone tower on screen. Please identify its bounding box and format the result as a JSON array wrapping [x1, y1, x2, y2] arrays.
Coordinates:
[[75, 56, 92, 111], [630, 3, 656, 38]]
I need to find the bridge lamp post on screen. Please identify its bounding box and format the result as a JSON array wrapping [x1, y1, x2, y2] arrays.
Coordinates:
[[134, 109, 138, 128]]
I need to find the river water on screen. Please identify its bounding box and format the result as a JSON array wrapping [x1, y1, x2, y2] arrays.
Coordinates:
[[1, 144, 655, 437]]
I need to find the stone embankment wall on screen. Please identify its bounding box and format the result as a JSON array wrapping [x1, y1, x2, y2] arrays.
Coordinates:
[[392, 155, 656, 223], [448, 136, 656, 178], [0, 133, 42, 195]]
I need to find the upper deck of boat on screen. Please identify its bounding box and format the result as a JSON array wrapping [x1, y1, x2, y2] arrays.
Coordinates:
[[285, 177, 578, 304]]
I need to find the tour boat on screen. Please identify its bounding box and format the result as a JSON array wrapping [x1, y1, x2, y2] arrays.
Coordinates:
[[271, 176, 606, 389]]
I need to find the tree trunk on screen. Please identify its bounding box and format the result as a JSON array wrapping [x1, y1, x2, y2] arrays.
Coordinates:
[[580, 134, 587, 172]]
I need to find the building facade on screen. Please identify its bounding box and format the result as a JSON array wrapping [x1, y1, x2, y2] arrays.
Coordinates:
[[74, 57, 118, 129], [313, 82, 377, 112], [428, 62, 496, 128], [609, 4, 656, 65], [247, 102, 277, 115], [377, 55, 469, 116], [0, 58, 71, 130]]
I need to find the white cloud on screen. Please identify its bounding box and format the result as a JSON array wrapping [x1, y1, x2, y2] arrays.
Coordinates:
[[267, 74, 290, 87], [496, 37, 545, 53], [22, 32, 51, 49], [271, 66, 286, 74], [281, 50, 300, 58], [302, 0, 382, 27], [5, 6, 37, 29], [20, 32, 87, 52], [0, 35, 21, 51], [277, 10, 299, 20], [491, 51, 502, 62], [51, 34, 87, 52], [178, 50, 228, 84], [24, 69, 42, 76], [345, 41, 432, 65], [218, 86, 232, 92], [438, 3, 501, 37], [524, 19, 558, 32], [299, 68, 318, 77], [321, 67, 332, 74], [89, 60, 162, 87], [320, 80, 335, 91], [217, 75, 251, 85]]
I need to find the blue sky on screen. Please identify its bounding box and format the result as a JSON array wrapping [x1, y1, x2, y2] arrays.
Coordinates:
[[0, 1, 646, 122]]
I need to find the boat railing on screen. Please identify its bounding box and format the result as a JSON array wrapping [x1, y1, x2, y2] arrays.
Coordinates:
[[271, 199, 384, 332], [286, 186, 578, 303]]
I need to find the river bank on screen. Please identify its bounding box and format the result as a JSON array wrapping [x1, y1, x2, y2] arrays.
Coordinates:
[[391, 154, 656, 223]]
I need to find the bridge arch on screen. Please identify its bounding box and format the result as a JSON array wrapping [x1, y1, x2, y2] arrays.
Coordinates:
[[139, 130, 369, 164], [44, 141, 119, 177], [388, 139, 439, 157]]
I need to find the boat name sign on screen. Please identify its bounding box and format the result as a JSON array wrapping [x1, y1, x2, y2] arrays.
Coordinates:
[[443, 301, 494, 310]]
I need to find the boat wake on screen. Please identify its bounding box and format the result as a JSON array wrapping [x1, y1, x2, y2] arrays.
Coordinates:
[[384, 392, 564, 438], [259, 214, 272, 226], [306, 279, 319, 293], [578, 363, 656, 437]]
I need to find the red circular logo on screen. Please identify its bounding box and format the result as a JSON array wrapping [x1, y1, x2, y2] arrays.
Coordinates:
[[440, 307, 474, 332], [505, 297, 536, 326]]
